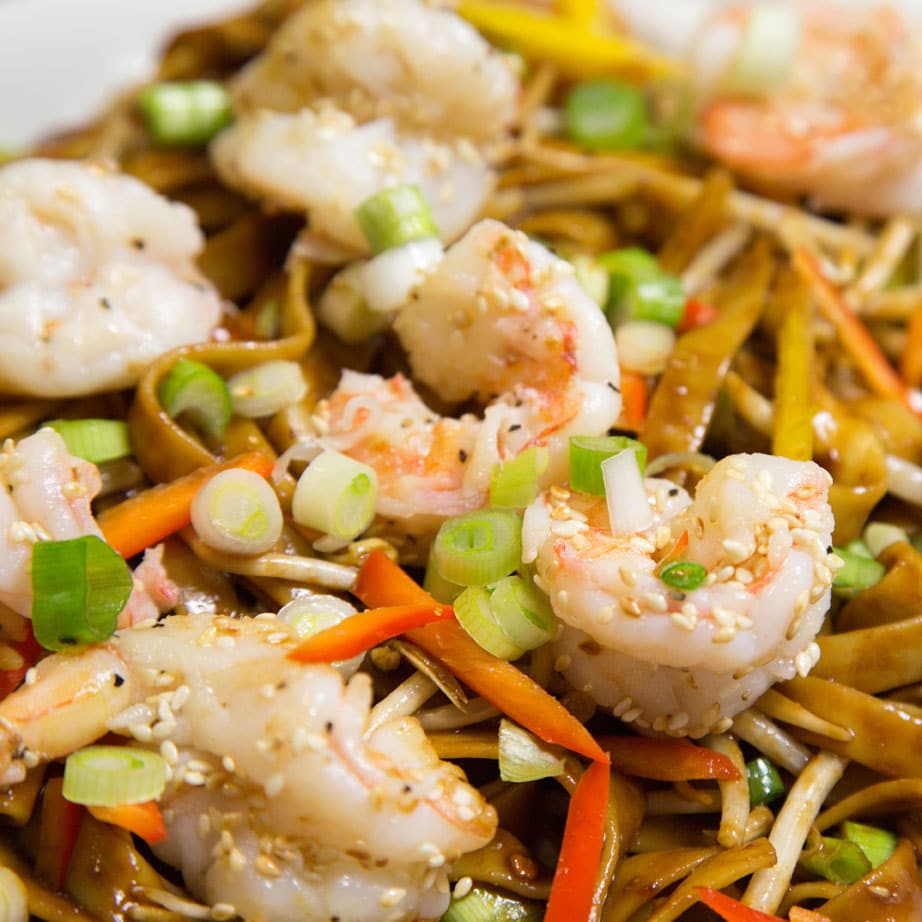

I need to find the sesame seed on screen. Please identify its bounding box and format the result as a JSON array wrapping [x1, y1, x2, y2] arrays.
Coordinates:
[[379, 888, 407, 908], [160, 740, 179, 765], [712, 717, 733, 733], [222, 756, 236, 773], [453, 877, 474, 899], [554, 655, 571, 672], [197, 813, 211, 838], [621, 707, 643, 723], [264, 773, 285, 798], [612, 697, 633, 716], [228, 849, 246, 873], [254, 855, 281, 878], [210, 903, 236, 921]]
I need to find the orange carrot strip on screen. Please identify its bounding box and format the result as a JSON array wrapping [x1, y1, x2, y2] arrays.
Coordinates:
[[287, 604, 454, 663], [545, 760, 610, 922], [98, 452, 275, 558], [619, 370, 648, 431], [694, 887, 782, 921], [788, 909, 833, 922], [88, 801, 167, 845], [679, 296, 719, 332], [596, 736, 741, 781], [354, 551, 608, 763], [900, 299, 922, 388], [794, 248, 916, 414]]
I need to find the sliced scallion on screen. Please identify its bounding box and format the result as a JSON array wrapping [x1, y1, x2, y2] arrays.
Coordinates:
[[43, 419, 131, 464], [571, 253, 610, 307], [423, 542, 463, 604], [498, 719, 565, 783], [31, 536, 133, 652], [746, 756, 785, 806], [292, 449, 378, 541], [841, 821, 897, 870], [354, 184, 439, 255], [722, 4, 802, 97], [191, 468, 283, 556], [138, 80, 233, 147], [569, 435, 647, 496], [489, 447, 549, 509], [564, 80, 649, 152], [62, 746, 167, 806], [603, 447, 652, 536], [600, 247, 686, 329], [158, 358, 231, 441], [799, 835, 872, 885], [863, 522, 908, 558], [660, 561, 707, 592], [442, 886, 543, 922], [831, 546, 885, 599], [488, 574, 557, 650], [226, 360, 307, 419], [361, 237, 443, 313], [316, 261, 389, 344], [277, 595, 363, 676], [0, 868, 28, 922], [432, 509, 523, 587], [453, 586, 525, 661]]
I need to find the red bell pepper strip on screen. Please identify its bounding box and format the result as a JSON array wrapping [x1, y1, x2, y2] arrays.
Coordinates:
[[694, 887, 782, 921], [679, 297, 719, 332], [596, 736, 741, 781], [0, 621, 42, 701], [353, 551, 608, 763], [36, 777, 85, 891], [88, 801, 167, 845], [287, 603, 454, 663], [619, 370, 648, 431], [545, 760, 610, 922]]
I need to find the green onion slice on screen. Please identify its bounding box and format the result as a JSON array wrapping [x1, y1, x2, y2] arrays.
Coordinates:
[[442, 885, 543, 922], [799, 835, 872, 885], [354, 184, 439, 255], [31, 536, 133, 652], [0, 867, 28, 922], [138, 80, 233, 147], [277, 595, 364, 674], [564, 80, 649, 152], [158, 358, 231, 441], [226, 360, 308, 419], [722, 4, 802, 97], [599, 247, 686, 329], [423, 542, 463, 605], [453, 586, 525, 661], [63, 746, 167, 807], [831, 546, 885, 600], [498, 719, 565, 783], [489, 447, 549, 509], [292, 449, 378, 541], [43, 419, 131, 464], [659, 561, 707, 592], [488, 574, 557, 650], [863, 522, 908, 558], [840, 821, 897, 870], [432, 509, 523, 587], [569, 435, 647, 496], [746, 756, 785, 806]]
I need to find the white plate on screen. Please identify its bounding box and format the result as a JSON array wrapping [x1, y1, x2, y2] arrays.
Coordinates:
[[0, 0, 253, 148]]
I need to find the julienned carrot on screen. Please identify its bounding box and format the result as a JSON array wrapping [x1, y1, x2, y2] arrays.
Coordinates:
[[694, 887, 782, 921], [679, 296, 719, 333], [794, 248, 916, 415], [619, 370, 647, 432], [596, 736, 740, 781], [88, 801, 167, 845], [900, 300, 922, 388], [287, 604, 454, 663], [545, 759, 610, 922], [354, 551, 608, 763], [98, 451, 275, 558]]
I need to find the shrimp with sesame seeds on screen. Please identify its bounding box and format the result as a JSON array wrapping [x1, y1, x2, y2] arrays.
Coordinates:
[[0, 612, 496, 922], [0, 158, 223, 397], [522, 453, 838, 737], [0, 428, 175, 632], [308, 219, 622, 550]]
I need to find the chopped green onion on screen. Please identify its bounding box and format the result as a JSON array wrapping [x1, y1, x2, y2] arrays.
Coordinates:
[[746, 756, 785, 806], [453, 586, 525, 661], [831, 546, 885, 599], [489, 447, 549, 509], [799, 835, 872, 885], [361, 237, 444, 313], [63, 746, 167, 807], [31, 536, 133, 652], [442, 885, 543, 922], [569, 435, 647, 496], [863, 522, 908, 558], [354, 184, 439, 255], [571, 253, 610, 307], [138, 80, 233, 146], [432, 509, 523, 587], [158, 358, 231, 441], [292, 449, 378, 541], [423, 542, 463, 604], [253, 299, 281, 340], [498, 719, 565, 783], [564, 80, 649, 152], [660, 561, 707, 592], [316, 262, 390, 344], [0, 867, 28, 922], [840, 821, 897, 869], [43, 419, 131, 464], [226, 360, 308, 419], [488, 574, 557, 650], [722, 4, 802, 97], [603, 447, 652, 536], [615, 319, 677, 376], [844, 539, 874, 559], [277, 595, 364, 675], [191, 468, 283, 556], [599, 247, 686, 329]]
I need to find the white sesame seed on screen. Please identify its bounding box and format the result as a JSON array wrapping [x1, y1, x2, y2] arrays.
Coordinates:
[[264, 773, 285, 798], [228, 849, 246, 873], [453, 877, 473, 899], [210, 903, 236, 921], [160, 740, 179, 765], [621, 707, 643, 723]]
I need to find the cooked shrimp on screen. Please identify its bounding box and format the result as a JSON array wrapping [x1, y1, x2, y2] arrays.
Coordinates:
[[311, 220, 621, 538], [522, 453, 837, 737], [0, 429, 176, 628], [229, 0, 520, 144], [211, 107, 494, 257], [0, 616, 496, 891], [0, 159, 223, 397], [615, 0, 922, 214]]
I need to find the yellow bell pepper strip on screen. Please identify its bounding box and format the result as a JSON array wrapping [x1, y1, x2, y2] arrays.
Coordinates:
[[353, 551, 608, 763], [556, 0, 598, 28], [772, 268, 815, 461], [457, 2, 679, 81]]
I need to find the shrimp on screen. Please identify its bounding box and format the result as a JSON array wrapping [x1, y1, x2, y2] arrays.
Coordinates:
[[613, 0, 922, 215], [229, 0, 520, 145], [0, 159, 223, 397], [522, 453, 837, 737], [310, 220, 622, 542], [0, 612, 496, 921], [0, 429, 176, 629]]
